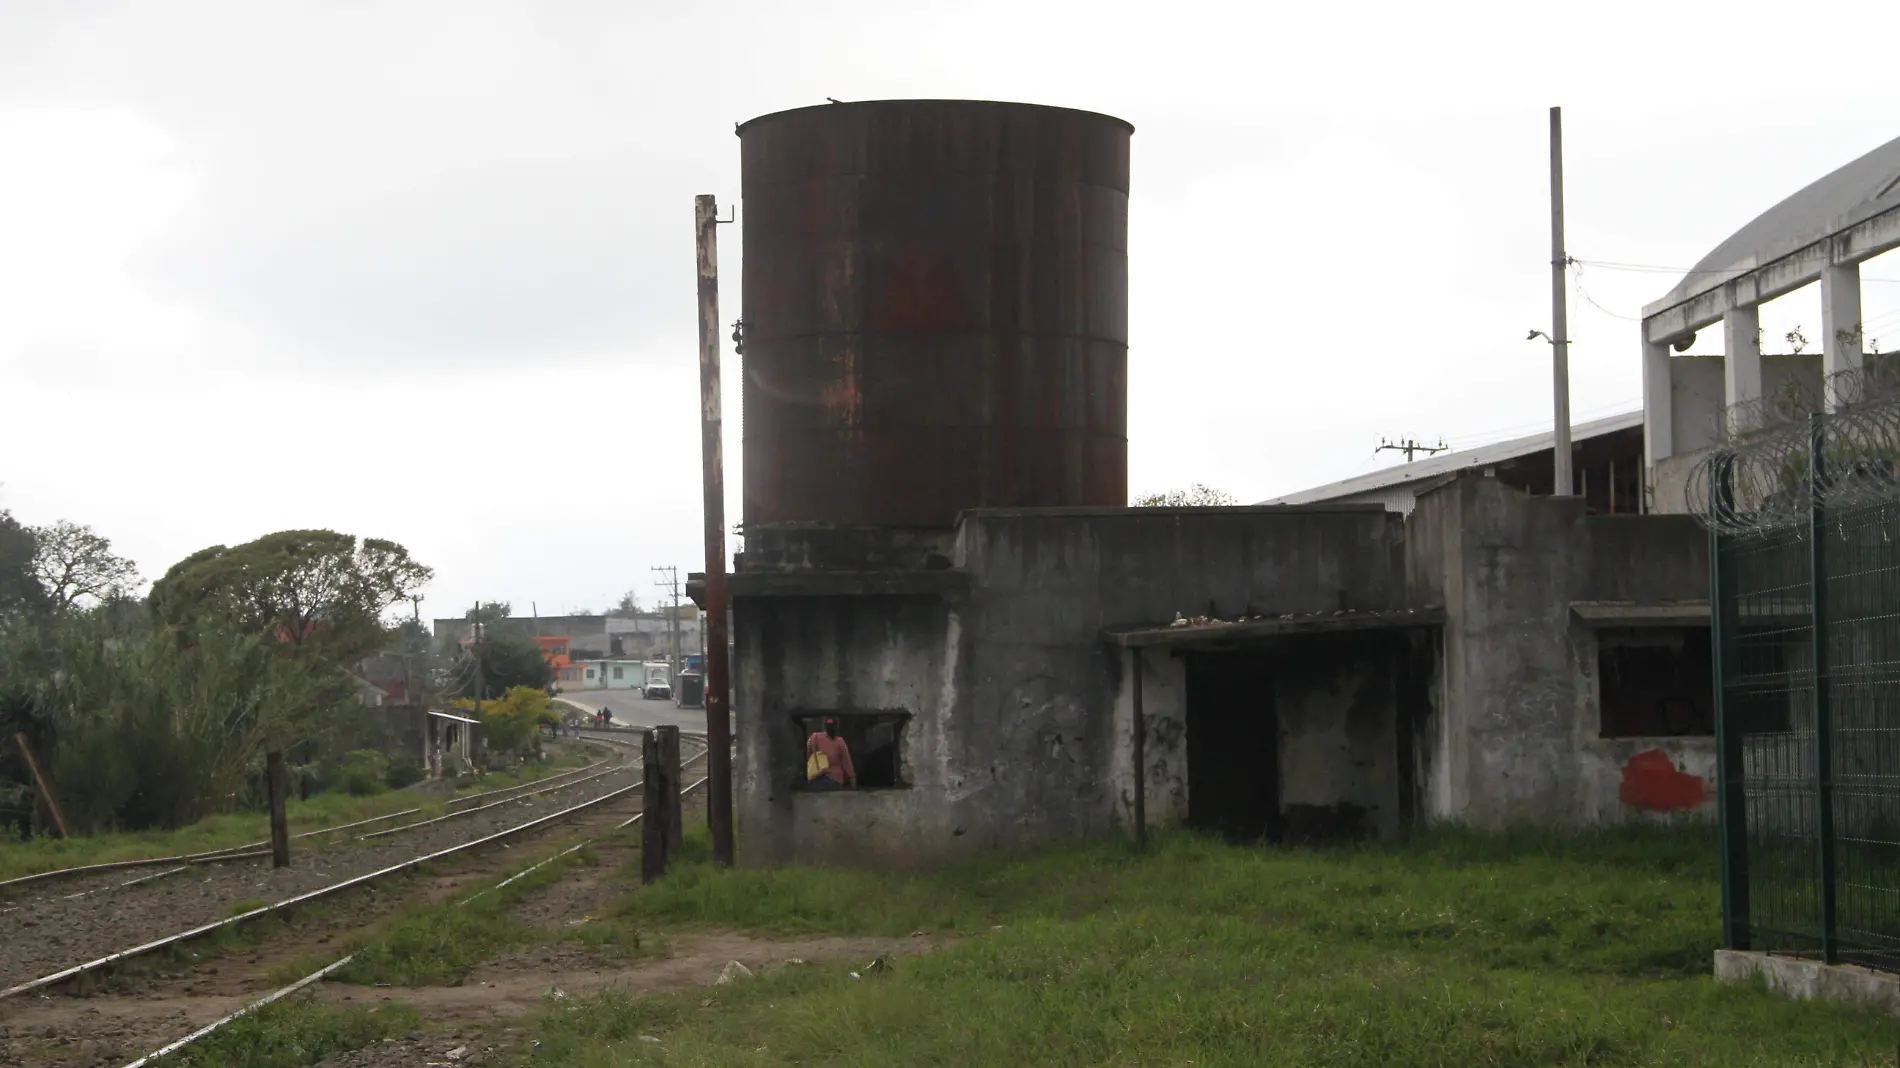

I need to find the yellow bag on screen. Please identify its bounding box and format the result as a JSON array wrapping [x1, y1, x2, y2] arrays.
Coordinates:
[[806, 750, 831, 781]]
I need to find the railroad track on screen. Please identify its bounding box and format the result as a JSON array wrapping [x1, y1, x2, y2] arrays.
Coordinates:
[[0, 734, 707, 1003], [115, 766, 716, 1068], [0, 734, 642, 907]]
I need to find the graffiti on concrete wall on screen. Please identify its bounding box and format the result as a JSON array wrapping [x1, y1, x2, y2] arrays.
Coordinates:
[[1618, 748, 1714, 812]]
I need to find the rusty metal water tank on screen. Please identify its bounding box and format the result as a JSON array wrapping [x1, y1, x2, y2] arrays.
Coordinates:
[[737, 99, 1132, 529]]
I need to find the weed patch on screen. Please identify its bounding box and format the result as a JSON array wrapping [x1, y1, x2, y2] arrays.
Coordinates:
[[164, 996, 417, 1068]]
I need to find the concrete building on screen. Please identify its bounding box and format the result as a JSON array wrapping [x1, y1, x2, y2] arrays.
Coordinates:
[[732, 481, 1713, 869], [433, 612, 704, 682], [1262, 411, 1644, 516], [1642, 135, 1900, 512], [721, 97, 1718, 871]]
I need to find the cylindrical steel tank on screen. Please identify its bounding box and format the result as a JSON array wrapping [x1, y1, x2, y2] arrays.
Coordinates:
[[737, 99, 1131, 529]]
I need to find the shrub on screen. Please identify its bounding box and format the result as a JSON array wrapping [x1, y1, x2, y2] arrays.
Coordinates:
[[335, 749, 389, 796], [384, 758, 425, 790]]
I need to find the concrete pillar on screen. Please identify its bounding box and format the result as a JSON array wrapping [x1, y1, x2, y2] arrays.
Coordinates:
[[1723, 305, 1762, 434], [1821, 261, 1863, 410], [1642, 331, 1674, 470]]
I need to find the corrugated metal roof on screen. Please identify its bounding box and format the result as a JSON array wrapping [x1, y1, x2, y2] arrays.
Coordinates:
[[1259, 410, 1643, 506]]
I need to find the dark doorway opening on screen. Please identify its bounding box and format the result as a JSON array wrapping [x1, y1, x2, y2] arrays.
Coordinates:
[[1183, 651, 1279, 842]]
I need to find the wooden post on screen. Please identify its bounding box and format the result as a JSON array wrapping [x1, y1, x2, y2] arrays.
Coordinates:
[[695, 193, 736, 867], [1131, 652, 1147, 852], [656, 724, 683, 862], [13, 732, 71, 838], [266, 750, 290, 868], [641, 729, 666, 884]]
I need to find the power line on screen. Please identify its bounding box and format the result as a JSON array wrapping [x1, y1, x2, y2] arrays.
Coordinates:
[[1572, 256, 1900, 284]]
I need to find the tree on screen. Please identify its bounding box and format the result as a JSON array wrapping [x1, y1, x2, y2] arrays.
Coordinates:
[[456, 686, 558, 757], [457, 630, 555, 700], [466, 602, 511, 625], [30, 520, 139, 612], [610, 590, 642, 617], [1132, 484, 1238, 507], [0, 511, 44, 619], [150, 530, 433, 666]]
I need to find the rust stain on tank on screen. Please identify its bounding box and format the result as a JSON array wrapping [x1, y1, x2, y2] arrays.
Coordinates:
[[819, 346, 862, 431], [737, 99, 1132, 529]]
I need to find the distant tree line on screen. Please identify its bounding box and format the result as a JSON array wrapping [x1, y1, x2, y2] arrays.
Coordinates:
[[0, 513, 433, 837]]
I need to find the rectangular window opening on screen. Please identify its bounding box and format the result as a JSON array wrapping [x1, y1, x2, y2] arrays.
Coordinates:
[[1598, 627, 1714, 738], [794, 711, 909, 790]]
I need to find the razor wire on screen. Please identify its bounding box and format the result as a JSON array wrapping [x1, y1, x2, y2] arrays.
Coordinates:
[[1690, 357, 1900, 537]]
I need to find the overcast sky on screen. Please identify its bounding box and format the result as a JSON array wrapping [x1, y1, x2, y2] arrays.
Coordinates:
[[3, 0, 1898, 622]]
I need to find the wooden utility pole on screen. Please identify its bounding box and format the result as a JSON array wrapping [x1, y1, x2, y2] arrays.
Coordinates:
[[266, 749, 290, 868], [1376, 437, 1450, 463], [656, 724, 683, 859], [13, 732, 70, 838], [1549, 106, 1574, 497], [695, 193, 736, 866], [640, 728, 668, 883]]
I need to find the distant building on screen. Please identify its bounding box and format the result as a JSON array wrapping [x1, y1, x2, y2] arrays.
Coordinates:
[[1262, 411, 1644, 516], [435, 612, 704, 682]]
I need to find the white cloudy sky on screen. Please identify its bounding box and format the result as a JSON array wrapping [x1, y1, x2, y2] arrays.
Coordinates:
[[3, 0, 1898, 621]]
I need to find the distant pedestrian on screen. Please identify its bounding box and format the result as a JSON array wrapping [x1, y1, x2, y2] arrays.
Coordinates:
[[805, 717, 855, 791]]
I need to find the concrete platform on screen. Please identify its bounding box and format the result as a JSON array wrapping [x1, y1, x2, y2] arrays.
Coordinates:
[[1714, 949, 1900, 1016]]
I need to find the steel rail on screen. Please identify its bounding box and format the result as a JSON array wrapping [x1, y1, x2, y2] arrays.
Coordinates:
[[116, 747, 724, 1067], [0, 769, 649, 1002]]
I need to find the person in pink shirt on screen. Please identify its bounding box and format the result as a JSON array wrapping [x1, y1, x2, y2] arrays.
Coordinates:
[[805, 717, 856, 790]]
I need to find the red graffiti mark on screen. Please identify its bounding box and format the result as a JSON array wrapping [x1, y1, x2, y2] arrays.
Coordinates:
[[1619, 749, 1714, 812]]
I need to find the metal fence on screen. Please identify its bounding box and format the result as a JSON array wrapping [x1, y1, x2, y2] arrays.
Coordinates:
[[1698, 382, 1900, 973]]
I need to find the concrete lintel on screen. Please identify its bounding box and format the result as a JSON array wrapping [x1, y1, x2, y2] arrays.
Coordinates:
[[1569, 601, 1709, 627], [1105, 607, 1444, 649], [1643, 203, 1900, 342], [727, 569, 971, 599], [1713, 949, 1900, 1017]]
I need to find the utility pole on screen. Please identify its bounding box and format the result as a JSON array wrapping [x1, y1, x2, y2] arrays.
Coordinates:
[[471, 604, 485, 718], [652, 566, 681, 687], [1376, 437, 1450, 463], [695, 192, 736, 866], [1549, 106, 1574, 497]]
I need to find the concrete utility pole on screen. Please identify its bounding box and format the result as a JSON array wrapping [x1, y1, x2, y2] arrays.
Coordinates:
[[652, 566, 681, 687], [695, 193, 736, 867], [1376, 437, 1450, 463], [1549, 106, 1574, 497]]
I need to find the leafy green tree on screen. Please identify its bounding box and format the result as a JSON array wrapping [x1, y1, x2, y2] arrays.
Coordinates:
[[457, 686, 558, 757], [150, 530, 432, 666], [0, 511, 45, 619], [1132, 484, 1238, 507], [466, 602, 511, 625], [31, 519, 139, 612], [610, 590, 641, 617], [457, 630, 555, 700]]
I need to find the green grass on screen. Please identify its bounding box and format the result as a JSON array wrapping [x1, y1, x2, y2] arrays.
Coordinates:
[[326, 829, 649, 987], [0, 740, 603, 882], [518, 825, 1900, 1067], [164, 997, 419, 1068]]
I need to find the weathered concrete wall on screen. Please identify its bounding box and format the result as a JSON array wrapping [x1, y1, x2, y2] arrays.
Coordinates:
[[1110, 646, 1190, 828], [734, 593, 954, 868], [1671, 355, 1725, 455], [1408, 475, 1714, 828], [735, 506, 1412, 867], [1271, 635, 1402, 841]]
